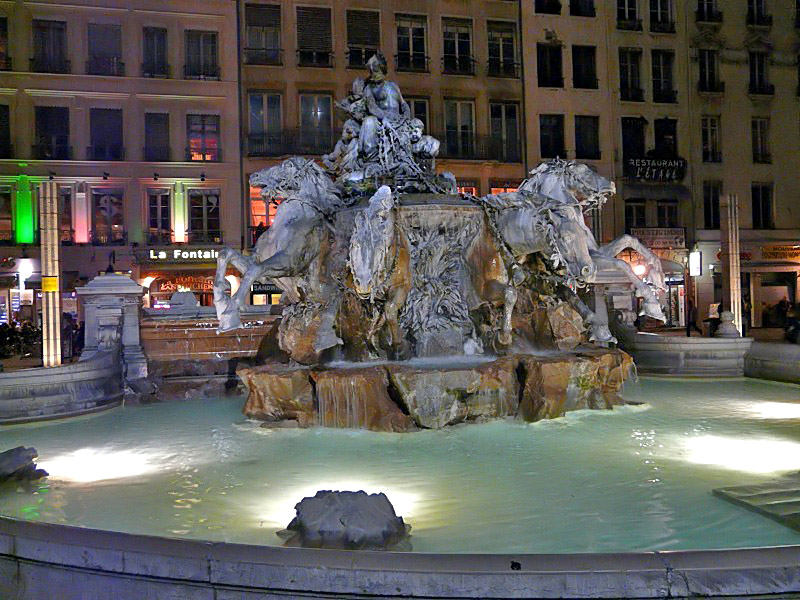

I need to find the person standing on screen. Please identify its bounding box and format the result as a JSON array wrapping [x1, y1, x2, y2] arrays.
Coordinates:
[[686, 299, 702, 337]]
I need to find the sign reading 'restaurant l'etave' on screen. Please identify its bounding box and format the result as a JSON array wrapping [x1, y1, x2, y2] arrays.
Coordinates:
[[624, 158, 687, 182]]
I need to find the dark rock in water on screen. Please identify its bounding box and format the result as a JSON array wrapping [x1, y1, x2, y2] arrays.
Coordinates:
[[0, 446, 48, 482], [280, 490, 411, 550]]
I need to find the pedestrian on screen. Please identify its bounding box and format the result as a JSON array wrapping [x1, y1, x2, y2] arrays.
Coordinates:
[[686, 299, 702, 337]]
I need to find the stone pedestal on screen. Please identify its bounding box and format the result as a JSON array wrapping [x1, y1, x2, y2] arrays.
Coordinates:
[[76, 274, 147, 381]]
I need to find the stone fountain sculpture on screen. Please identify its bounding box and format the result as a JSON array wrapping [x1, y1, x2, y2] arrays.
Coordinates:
[[216, 53, 666, 431]]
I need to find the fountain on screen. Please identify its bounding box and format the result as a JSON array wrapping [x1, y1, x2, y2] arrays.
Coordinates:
[[214, 53, 665, 431]]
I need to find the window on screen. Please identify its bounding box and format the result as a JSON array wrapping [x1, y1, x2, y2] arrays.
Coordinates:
[[572, 45, 597, 88], [747, 0, 771, 26], [487, 21, 518, 77], [749, 52, 772, 94], [186, 114, 220, 161], [617, 0, 641, 29], [652, 50, 676, 102], [570, 0, 596, 17], [396, 15, 427, 72], [489, 102, 520, 162], [92, 188, 124, 245], [0, 17, 10, 70], [188, 189, 221, 243], [490, 184, 519, 194], [703, 181, 721, 229], [696, 0, 721, 22], [245, 4, 281, 65], [751, 118, 771, 163], [698, 49, 722, 92], [144, 113, 170, 162], [653, 117, 677, 158], [32, 20, 68, 73], [346, 10, 379, 69], [147, 189, 171, 244], [656, 200, 678, 227], [619, 48, 643, 101], [299, 94, 333, 154], [89, 108, 123, 160], [87, 23, 123, 76], [143, 27, 168, 77], [457, 180, 479, 196], [185, 30, 219, 79], [536, 0, 562, 14], [249, 185, 279, 245], [248, 93, 281, 156], [59, 186, 72, 243], [407, 97, 429, 129], [751, 183, 773, 229], [575, 115, 600, 159], [625, 199, 646, 230], [0, 104, 9, 158], [297, 6, 332, 68], [537, 43, 563, 87], [34, 106, 70, 159], [701, 115, 721, 162], [539, 114, 565, 158], [0, 189, 12, 243], [650, 0, 674, 32], [442, 18, 474, 75], [621, 116, 646, 161], [444, 99, 475, 158]]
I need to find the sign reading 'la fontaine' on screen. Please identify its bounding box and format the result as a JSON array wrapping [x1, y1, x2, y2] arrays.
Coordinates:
[[136, 248, 220, 263]]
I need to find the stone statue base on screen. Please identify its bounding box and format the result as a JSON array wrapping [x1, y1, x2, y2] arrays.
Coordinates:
[[238, 349, 633, 432]]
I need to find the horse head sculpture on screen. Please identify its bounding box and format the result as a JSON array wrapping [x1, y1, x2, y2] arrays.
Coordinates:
[[520, 159, 615, 211], [349, 185, 395, 301], [249, 156, 341, 219]]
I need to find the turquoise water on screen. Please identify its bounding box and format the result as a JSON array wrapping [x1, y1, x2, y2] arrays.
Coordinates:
[[1, 377, 800, 553]]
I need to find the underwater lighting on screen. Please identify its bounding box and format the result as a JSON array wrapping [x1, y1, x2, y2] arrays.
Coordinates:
[[747, 402, 800, 420], [39, 448, 163, 483], [682, 435, 800, 474]]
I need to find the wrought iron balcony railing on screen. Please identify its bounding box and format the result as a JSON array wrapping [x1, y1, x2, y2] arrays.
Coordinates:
[[747, 11, 772, 27], [442, 54, 476, 76], [244, 47, 282, 66], [695, 8, 723, 23], [185, 145, 222, 162], [187, 230, 223, 244], [346, 46, 378, 69], [87, 144, 125, 161], [395, 53, 429, 73], [653, 88, 677, 103], [617, 18, 643, 31], [146, 231, 173, 245], [436, 132, 522, 163], [32, 143, 72, 160], [248, 130, 339, 157], [86, 56, 125, 76], [142, 61, 169, 78], [753, 152, 772, 164], [90, 230, 127, 246], [621, 87, 644, 101], [183, 64, 220, 80], [573, 76, 599, 89], [143, 146, 171, 162], [749, 82, 775, 95], [538, 76, 564, 88], [487, 59, 520, 78], [650, 20, 676, 33], [698, 80, 724, 94], [297, 49, 333, 68], [30, 56, 70, 74]]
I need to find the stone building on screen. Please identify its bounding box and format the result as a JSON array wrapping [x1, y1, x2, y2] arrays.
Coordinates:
[[0, 0, 240, 314]]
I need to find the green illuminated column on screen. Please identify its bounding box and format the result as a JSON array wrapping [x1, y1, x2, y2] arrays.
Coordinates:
[[14, 175, 36, 244]]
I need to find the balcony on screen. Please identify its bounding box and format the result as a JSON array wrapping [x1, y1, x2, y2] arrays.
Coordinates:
[[347, 46, 378, 69], [575, 149, 601, 160], [653, 88, 677, 103], [749, 82, 775, 96], [569, 0, 595, 17], [747, 11, 772, 27], [248, 130, 338, 157], [87, 144, 125, 161], [702, 150, 722, 163], [185, 145, 221, 162], [0, 56, 11, 71], [436, 132, 522, 163], [650, 20, 676, 33], [573, 76, 599, 89], [86, 56, 125, 76], [90, 230, 127, 246], [183, 64, 220, 80], [395, 53, 429, 73], [442, 54, 476, 76], [32, 143, 71, 160], [143, 146, 171, 162], [0, 143, 12, 159], [698, 80, 724, 94], [146, 231, 172, 245], [142, 62, 169, 78], [695, 8, 723, 23], [244, 47, 282, 66], [30, 56, 70, 74], [617, 18, 643, 31], [487, 59, 520, 78], [187, 230, 223, 244], [297, 49, 333, 68], [535, 0, 562, 14], [538, 76, 564, 88], [753, 152, 772, 164], [620, 87, 644, 101]]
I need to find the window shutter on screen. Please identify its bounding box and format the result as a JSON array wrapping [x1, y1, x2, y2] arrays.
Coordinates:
[[297, 7, 332, 51], [246, 4, 280, 27], [347, 10, 379, 47]]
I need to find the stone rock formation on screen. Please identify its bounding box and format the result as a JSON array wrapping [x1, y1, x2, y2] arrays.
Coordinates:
[[280, 490, 411, 550], [238, 363, 315, 426], [0, 446, 47, 482]]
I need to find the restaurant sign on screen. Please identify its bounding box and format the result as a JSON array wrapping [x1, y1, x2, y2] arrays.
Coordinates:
[[136, 248, 220, 264], [762, 245, 800, 260], [154, 275, 214, 293], [630, 227, 686, 249], [624, 158, 687, 182]]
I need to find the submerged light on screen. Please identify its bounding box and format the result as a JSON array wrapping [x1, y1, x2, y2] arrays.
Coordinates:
[[39, 448, 164, 483], [682, 435, 800, 474]]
